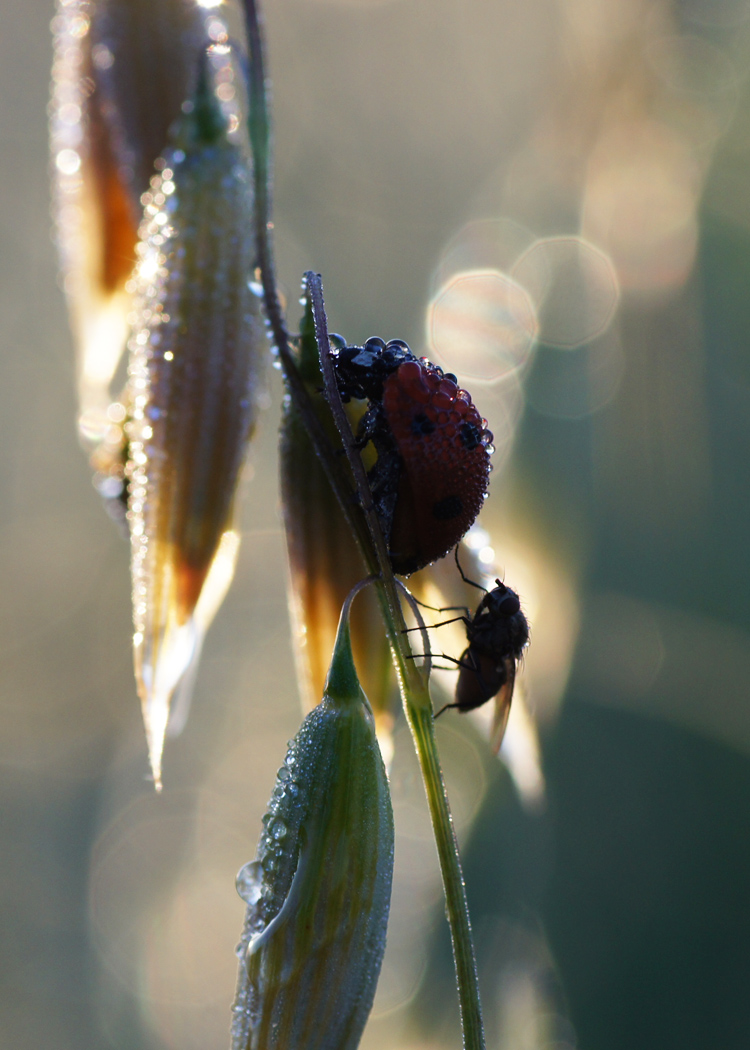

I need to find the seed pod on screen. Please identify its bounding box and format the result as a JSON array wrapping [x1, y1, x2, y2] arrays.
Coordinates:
[[88, 0, 219, 207], [127, 68, 266, 788], [50, 0, 212, 442], [232, 605, 394, 1050], [280, 291, 396, 757]]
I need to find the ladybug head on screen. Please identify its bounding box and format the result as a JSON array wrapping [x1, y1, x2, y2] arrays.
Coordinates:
[[333, 337, 417, 402]]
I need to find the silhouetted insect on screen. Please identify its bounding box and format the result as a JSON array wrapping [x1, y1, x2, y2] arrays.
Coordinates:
[[332, 337, 493, 575], [413, 553, 529, 742], [437, 578, 528, 739]]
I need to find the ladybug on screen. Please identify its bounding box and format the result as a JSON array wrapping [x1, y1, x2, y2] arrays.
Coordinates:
[[333, 337, 493, 575], [434, 578, 529, 744]]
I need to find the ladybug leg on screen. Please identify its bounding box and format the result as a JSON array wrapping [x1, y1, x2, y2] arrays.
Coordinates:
[[352, 405, 380, 450], [366, 446, 401, 540]]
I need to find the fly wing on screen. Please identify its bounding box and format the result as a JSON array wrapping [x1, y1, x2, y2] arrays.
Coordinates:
[[489, 658, 517, 754]]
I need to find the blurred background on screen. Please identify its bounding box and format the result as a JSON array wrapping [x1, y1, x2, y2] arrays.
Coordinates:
[[3, 0, 750, 1047]]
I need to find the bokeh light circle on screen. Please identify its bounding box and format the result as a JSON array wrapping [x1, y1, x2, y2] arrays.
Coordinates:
[[431, 217, 536, 295], [582, 120, 699, 294], [428, 269, 538, 383], [511, 236, 620, 349]]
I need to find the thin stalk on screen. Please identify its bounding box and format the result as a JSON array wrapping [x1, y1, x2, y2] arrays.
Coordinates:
[[240, 4, 485, 1046], [310, 271, 485, 1050], [241, 0, 373, 571], [305, 272, 421, 695]]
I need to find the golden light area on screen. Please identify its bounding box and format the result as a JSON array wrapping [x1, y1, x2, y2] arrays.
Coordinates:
[[495, 688, 545, 810], [474, 526, 580, 730], [428, 270, 538, 383], [582, 120, 701, 293], [456, 525, 580, 806], [562, 0, 654, 43], [166, 530, 241, 738], [408, 521, 578, 809]]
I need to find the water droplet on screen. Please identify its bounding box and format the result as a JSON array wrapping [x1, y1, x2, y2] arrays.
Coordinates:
[[97, 475, 124, 500], [236, 861, 263, 905], [261, 852, 278, 874], [269, 818, 288, 841]]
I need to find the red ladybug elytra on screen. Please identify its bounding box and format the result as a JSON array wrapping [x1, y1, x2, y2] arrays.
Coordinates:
[[333, 337, 493, 575]]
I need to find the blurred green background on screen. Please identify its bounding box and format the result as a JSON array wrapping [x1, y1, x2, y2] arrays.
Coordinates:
[[3, 0, 750, 1048]]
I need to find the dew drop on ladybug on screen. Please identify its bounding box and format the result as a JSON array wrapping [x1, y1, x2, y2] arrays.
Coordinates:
[[333, 338, 493, 574]]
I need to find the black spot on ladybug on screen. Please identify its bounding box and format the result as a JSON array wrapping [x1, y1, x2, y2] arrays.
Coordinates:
[[432, 495, 463, 521], [459, 422, 482, 450], [411, 412, 436, 437]]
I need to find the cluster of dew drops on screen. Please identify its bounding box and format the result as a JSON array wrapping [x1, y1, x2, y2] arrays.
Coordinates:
[[234, 743, 307, 943]]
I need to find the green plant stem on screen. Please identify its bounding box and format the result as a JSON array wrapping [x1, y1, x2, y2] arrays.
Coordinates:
[[240, 4, 485, 1047], [310, 271, 485, 1050], [409, 703, 485, 1050], [241, 0, 373, 570]]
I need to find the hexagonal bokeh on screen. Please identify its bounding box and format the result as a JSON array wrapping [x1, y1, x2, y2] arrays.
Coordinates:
[[512, 236, 620, 349], [428, 269, 538, 383]]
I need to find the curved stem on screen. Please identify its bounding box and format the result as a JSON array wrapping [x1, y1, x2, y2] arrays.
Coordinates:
[[309, 272, 485, 1050], [241, 1, 374, 571], [305, 272, 423, 698], [239, 5, 485, 1047]]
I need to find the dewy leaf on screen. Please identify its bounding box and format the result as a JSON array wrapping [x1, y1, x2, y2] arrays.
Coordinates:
[[126, 64, 266, 789], [280, 292, 395, 759], [232, 602, 394, 1050], [50, 0, 213, 445]]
